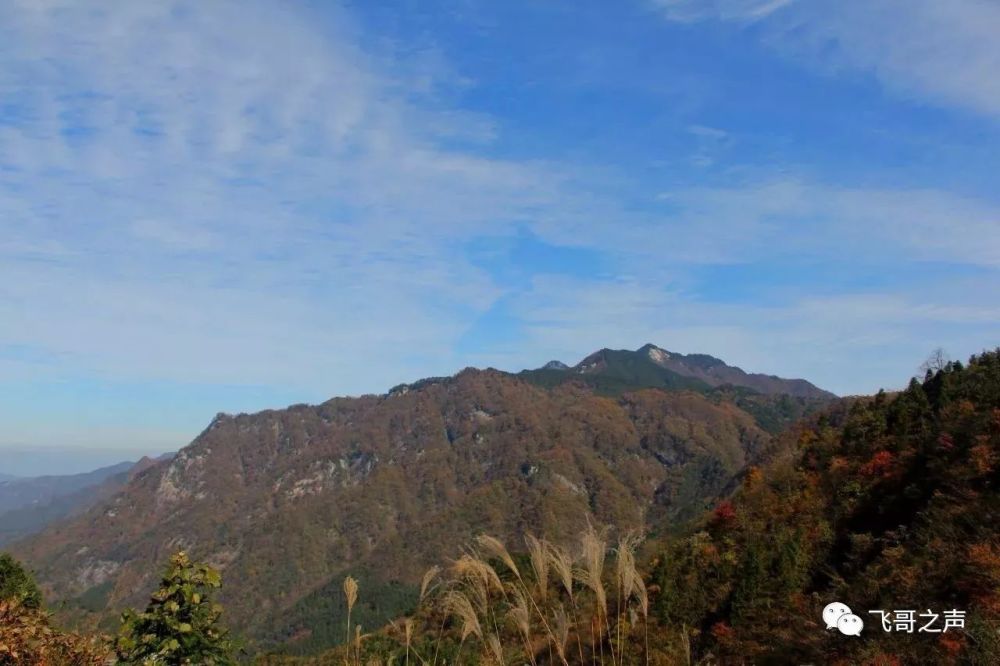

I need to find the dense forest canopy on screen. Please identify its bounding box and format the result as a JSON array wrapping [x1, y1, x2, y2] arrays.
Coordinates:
[[651, 350, 1000, 663]]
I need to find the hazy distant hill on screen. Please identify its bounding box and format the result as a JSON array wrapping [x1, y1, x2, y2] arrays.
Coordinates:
[[0, 457, 170, 546], [0, 462, 135, 515], [10, 348, 834, 654]]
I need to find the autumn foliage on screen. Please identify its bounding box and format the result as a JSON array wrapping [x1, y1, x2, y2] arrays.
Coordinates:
[[651, 350, 1000, 663], [0, 556, 109, 665], [0, 599, 109, 665]]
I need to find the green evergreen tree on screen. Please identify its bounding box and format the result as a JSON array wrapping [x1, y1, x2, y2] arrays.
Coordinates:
[[0, 552, 42, 609], [115, 551, 236, 665]]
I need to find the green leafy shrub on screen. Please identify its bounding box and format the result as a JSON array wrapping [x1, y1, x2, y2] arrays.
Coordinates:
[[115, 551, 236, 665], [0, 552, 42, 609]]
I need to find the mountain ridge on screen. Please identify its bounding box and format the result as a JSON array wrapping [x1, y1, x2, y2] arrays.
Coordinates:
[[525, 343, 834, 400], [9, 347, 834, 654]]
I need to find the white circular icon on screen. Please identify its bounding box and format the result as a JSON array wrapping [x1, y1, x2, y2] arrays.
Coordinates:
[[822, 602, 852, 630], [837, 613, 864, 636]]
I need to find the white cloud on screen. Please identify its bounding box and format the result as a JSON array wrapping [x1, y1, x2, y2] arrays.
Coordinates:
[[653, 0, 1000, 119], [655, 0, 796, 22], [651, 180, 1000, 267], [130, 219, 218, 251], [687, 125, 728, 140]]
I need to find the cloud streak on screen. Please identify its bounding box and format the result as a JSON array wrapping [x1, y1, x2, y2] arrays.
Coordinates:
[[655, 0, 796, 22], [653, 0, 1000, 119], [653, 180, 1000, 267]]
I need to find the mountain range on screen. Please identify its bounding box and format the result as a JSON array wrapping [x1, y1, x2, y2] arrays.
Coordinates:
[[0, 458, 170, 546], [8, 344, 835, 654], [0, 462, 137, 516]]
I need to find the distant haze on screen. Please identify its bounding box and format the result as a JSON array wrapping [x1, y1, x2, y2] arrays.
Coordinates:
[[0, 447, 166, 477]]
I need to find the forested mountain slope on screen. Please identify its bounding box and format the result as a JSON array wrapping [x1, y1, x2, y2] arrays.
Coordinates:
[[652, 349, 1000, 663], [12, 363, 795, 653]]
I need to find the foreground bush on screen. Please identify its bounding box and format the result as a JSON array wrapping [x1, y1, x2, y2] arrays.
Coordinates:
[[0, 554, 43, 611], [1, 552, 108, 664], [115, 551, 236, 665], [0, 558, 109, 666]]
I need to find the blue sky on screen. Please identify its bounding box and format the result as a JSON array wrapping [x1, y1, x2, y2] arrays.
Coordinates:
[[1, 0, 998, 469]]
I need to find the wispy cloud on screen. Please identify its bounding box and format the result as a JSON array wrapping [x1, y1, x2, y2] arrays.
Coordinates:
[[652, 0, 1000, 119], [0, 0, 564, 396], [651, 180, 1000, 267], [654, 0, 796, 22]]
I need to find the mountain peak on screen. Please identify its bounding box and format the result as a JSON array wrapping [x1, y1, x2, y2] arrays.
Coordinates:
[[536, 343, 835, 400], [574, 348, 612, 374], [638, 343, 671, 365]]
